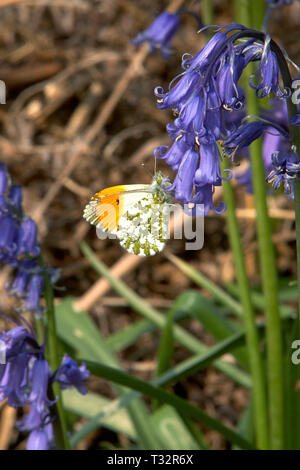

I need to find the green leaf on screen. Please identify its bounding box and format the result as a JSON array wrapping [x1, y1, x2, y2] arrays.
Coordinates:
[[55, 298, 160, 450], [106, 299, 189, 353], [283, 317, 300, 449], [226, 283, 295, 319], [56, 297, 119, 366], [233, 399, 254, 450], [150, 405, 202, 450], [63, 389, 136, 442], [166, 253, 243, 317], [156, 308, 174, 378], [71, 328, 257, 447], [80, 242, 251, 389], [85, 360, 255, 450], [180, 290, 248, 368]]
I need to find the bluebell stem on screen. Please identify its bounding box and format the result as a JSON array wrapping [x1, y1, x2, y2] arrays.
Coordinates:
[[131, 12, 180, 58], [0, 321, 89, 450]]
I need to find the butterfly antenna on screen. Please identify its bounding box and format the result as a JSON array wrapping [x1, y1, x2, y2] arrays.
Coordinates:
[[140, 162, 154, 178]]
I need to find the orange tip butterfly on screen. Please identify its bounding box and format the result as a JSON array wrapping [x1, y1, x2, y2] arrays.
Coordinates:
[[83, 172, 173, 256]]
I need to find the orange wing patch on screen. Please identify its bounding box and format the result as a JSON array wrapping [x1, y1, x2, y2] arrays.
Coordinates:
[[83, 185, 126, 232]]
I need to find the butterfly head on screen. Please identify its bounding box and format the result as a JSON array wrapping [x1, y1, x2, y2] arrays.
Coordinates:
[[151, 171, 173, 204]]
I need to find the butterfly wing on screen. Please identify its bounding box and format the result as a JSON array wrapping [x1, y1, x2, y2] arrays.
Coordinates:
[[116, 194, 170, 256], [83, 184, 150, 233]]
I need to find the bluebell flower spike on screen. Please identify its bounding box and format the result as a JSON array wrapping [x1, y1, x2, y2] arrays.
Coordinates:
[[0, 321, 90, 450], [153, 24, 299, 213]]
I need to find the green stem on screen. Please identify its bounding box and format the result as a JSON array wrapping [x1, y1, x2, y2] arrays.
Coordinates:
[[246, 63, 284, 451], [294, 181, 300, 326], [220, 158, 269, 449], [44, 273, 70, 450], [35, 318, 45, 346], [202, 0, 214, 26], [233, 0, 251, 27], [238, 1, 284, 451], [285, 86, 300, 330], [250, 0, 266, 30], [86, 361, 255, 450]]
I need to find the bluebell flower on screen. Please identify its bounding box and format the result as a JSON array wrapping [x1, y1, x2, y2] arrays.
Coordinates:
[[28, 357, 54, 412], [155, 141, 189, 171], [24, 275, 44, 316], [266, 0, 293, 6], [222, 121, 266, 159], [55, 354, 90, 395], [7, 260, 36, 298], [193, 182, 226, 216], [222, 120, 289, 159], [181, 31, 228, 73], [154, 24, 291, 213], [250, 37, 284, 98], [9, 185, 22, 212], [132, 12, 180, 58], [217, 52, 245, 111], [17, 218, 40, 257], [18, 400, 48, 432], [0, 325, 39, 406], [165, 147, 199, 203], [235, 127, 290, 192], [291, 114, 300, 126], [1, 321, 90, 450], [155, 71, 200, 110], [26, 429, 50, 450], [26, 423, 54, 450], [0, 161, 90, 449], [194, 140, 223, 186], [0, 216, 19, 266], [0, 163, 8, 196], [266, 150, 300, 197]]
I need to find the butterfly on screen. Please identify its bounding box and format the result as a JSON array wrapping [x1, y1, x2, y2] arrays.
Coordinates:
[[83, 172, 173, 256]]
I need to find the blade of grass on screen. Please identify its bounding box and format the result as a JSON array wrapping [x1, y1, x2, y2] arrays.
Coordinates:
[[44, 273, 70, 450], [84, 360, 255, 450], [63, 389, 137, 441], [181, 290, 248, 368], [156, 308, 175, 378], [80, 241, 251, 389], [106, 293, 191, 352], [226, 283, 295, 319], [71, 327, 254, 447], [150, 405, 205, 450], [233, 3, 284, 447], [55, 298, 160, 449], [220, 157, 269, 449], [166, 252, 243, 318]]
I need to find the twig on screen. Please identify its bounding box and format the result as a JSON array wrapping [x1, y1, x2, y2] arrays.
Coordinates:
[[0, 405, 16, 450], [0, 0, 89, 8], [31, 141, 89, 224]]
